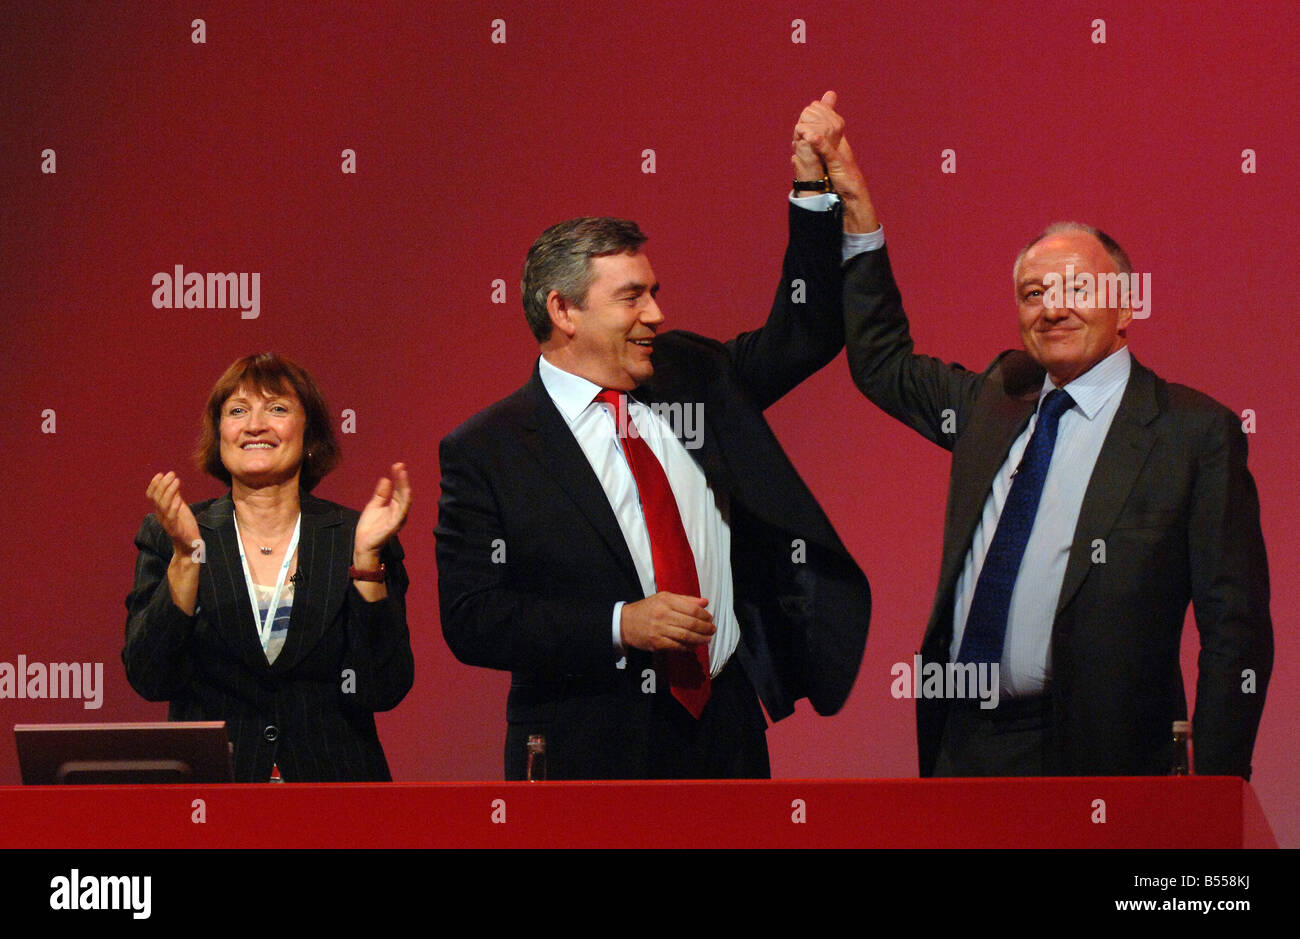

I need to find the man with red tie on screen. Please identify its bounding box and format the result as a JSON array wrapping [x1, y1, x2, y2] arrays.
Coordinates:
[[435, 96, 874, 779]]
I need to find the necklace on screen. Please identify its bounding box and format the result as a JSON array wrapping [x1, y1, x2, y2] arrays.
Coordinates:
[[237, 518, 293, 557]]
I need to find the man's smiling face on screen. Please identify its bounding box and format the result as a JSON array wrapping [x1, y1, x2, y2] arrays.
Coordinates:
[[560, 251, 664, 391], [1016, 229, 1132, 387]]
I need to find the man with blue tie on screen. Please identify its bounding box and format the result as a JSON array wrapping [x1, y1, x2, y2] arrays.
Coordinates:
[[795, 95, 1273, 777]]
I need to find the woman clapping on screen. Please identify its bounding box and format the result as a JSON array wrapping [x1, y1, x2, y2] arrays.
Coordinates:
[[124, 353, 414, 782]]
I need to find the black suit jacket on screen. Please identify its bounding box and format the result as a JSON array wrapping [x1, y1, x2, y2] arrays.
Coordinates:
[[844, 246, 1273, 777], [124, 492, 414, 782], [435, 205, 871, 779]]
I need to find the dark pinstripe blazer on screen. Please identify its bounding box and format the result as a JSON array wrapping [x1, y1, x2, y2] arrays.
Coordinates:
[[124, 491, 414, 782]]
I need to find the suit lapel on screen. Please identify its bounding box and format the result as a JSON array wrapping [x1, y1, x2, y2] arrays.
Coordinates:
[[517, 367, 641, 586], [197, 491, 350, 674], [1055, 357, 1161, 614], [938, 388, 1038, 595], [272, 493, 347, 673], [195, 494, 270, 674], [922, 369, 1038, 650]]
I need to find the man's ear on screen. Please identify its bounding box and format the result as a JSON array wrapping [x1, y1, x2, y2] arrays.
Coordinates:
[[1117, 303, 1133, 333], [547, 290, 580, 340]]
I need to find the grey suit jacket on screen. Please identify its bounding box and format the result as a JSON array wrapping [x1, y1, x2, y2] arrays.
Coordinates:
[[844, 246, 1272, 778]]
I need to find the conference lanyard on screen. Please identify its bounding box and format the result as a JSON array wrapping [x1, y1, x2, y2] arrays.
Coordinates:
[[232, 512, 302, 652]]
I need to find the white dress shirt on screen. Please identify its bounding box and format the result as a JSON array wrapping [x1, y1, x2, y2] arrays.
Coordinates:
[[538, 356, 740, 674]]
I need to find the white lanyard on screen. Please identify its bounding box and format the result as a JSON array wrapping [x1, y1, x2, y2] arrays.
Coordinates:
[[232, 512, 302, 651]]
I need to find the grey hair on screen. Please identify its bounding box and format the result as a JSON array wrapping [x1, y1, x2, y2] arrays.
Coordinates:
[[1013, 221, 1133, 285], [520, 217, 648, 342]]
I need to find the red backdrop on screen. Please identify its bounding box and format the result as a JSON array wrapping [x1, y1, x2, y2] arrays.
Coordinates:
[[2, 0, 1295, 846]]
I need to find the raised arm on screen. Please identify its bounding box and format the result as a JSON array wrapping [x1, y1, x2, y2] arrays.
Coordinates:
[[722, 93, 869, 410], [338, 530, 414, 713], [796, 99, 985, 449], [723, 203, 844, 410], [842, 249, 990, 450], [123, 510, 200, 701], [123, 473, 206, 701]]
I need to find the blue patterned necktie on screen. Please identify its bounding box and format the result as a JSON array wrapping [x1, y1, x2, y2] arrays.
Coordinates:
[[957, 388, 1076, 666]]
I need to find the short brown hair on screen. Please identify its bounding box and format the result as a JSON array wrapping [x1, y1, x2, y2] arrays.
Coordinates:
[[194, 352, 340, 492]]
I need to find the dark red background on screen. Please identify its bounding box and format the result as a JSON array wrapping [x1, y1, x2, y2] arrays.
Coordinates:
[[2, 1, 1295, 846]]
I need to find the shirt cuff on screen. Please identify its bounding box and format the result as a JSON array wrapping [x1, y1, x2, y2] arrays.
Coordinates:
[[844, 225, 885, 262], [789, 191, 838, 212], [612, 601, 626, 654], [789, 191, 883, 263]]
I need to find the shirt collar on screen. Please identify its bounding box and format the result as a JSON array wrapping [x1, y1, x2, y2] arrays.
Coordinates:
[[538, 354, 606, 427], [1039, 346, 1132, 420]]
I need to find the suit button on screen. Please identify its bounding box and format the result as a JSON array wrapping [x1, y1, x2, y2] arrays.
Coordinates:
[[263, 725, 279, 742]]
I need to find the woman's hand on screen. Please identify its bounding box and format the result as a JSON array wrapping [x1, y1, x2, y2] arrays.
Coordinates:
[[145, 471, 202, 614], [353, 462, 412, 561], [147, 471, 201, 558]]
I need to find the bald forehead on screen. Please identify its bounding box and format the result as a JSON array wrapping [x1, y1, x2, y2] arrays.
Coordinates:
[[1016, 231, 1117, 287], [1027, 230, 1112, 263]]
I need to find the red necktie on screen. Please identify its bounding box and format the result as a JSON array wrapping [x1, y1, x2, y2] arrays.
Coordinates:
[[595, 389, 711, 718]]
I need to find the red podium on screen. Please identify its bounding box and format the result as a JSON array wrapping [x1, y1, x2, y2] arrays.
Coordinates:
[[0, 777, 1276, 848]]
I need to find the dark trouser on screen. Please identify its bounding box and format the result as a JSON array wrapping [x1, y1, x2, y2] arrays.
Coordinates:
[[933, 695, 1050, 777], [648, 658, 770, 779]]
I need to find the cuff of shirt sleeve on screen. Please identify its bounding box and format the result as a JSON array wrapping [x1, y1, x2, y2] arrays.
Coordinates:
[[843, 225, 885, 263], [612, 601, 626, 654], [789, 191, 839, 212]]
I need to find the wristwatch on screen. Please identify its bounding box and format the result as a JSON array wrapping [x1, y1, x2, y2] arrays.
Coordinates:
[[792, 175, 832, 193]]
